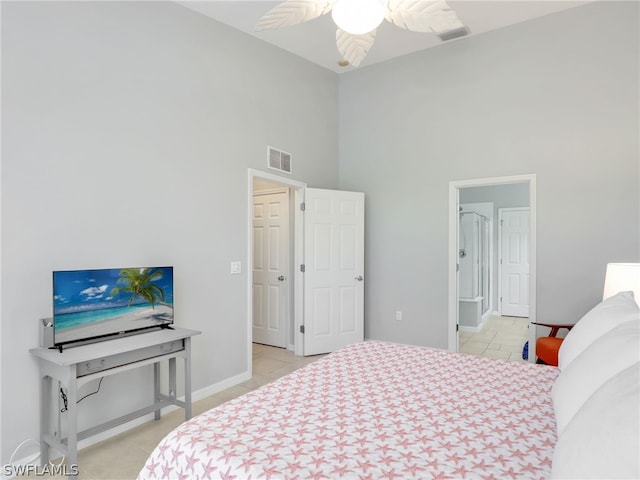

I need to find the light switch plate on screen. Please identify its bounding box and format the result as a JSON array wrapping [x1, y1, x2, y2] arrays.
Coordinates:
[[230, 261, 241, 275]]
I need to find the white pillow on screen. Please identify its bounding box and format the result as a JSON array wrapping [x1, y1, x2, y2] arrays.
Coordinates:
[[551, 362, 639, 479], [552, 319, 640, 435], [558, 291, 640, 371]]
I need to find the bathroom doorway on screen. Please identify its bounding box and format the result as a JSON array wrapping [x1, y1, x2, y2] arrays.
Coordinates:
[[448, 174, 537, 362]]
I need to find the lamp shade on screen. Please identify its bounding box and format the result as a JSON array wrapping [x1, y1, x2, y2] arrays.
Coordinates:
[[603, 263, 640, 307], [331, 0, 385, 35]]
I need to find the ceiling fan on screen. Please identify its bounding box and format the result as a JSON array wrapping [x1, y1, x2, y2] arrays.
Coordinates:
[[256, 0, 465, 67]]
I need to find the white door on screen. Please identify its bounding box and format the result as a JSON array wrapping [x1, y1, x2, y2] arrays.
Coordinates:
[[252, 190, 289, 348], [500, 208, 530, 317], [303, 188, 365, 356]]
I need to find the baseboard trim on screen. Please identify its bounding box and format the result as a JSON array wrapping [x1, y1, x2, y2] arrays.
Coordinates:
[[459, 325, 481, 333]]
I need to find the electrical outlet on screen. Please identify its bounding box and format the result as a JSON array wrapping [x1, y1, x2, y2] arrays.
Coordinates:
[[395, 311, 402, 321]]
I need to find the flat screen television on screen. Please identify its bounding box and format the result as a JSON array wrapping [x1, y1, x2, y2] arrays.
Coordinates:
[[53, 266, 174, 350]]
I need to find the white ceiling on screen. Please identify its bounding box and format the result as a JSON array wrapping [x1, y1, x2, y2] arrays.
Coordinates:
[[178, 1, 591, 73]]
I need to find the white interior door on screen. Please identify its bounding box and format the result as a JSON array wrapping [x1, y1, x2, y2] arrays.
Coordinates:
[[500, 207, 530, 317], [303, 188, 364, 356], [252, 190, 289, 348]]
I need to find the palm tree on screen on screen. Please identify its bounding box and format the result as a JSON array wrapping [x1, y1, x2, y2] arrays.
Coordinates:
[[111, 268, 171, 309]]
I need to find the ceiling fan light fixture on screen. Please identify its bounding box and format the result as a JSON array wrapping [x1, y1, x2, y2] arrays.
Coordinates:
[[331, 0, 385, 35], [256, 0, 464, 68]]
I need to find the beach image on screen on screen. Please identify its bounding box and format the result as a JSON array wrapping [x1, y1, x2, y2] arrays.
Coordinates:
[[53, 266, 174, 345]]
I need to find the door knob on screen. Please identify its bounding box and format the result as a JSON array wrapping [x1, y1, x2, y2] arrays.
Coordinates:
[[278, 275, 285, 281], [355, 275, 363, 281]]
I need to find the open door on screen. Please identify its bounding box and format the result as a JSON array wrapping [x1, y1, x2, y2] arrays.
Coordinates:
[[302, 188, 365, 355]]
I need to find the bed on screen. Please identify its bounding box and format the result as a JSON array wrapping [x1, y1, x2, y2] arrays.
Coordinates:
[[139, 341, 558, 479], [138, 292, 639, 480]]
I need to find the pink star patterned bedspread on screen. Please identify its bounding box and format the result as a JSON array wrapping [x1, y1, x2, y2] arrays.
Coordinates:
[[138, 341, 559, 480]]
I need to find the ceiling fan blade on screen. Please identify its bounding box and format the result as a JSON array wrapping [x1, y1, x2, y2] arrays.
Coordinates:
[[256, 0, 335, 31], [336, 29, 377, 68], [385, 0, 464, 33]]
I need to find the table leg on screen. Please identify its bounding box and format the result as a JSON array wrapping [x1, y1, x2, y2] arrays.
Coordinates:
[[40, 375, 51, 465], [184, 338, 192, 420], [65, 371, 78, 478], [168, 357, 177, 404], [154, 362, 161, 420]]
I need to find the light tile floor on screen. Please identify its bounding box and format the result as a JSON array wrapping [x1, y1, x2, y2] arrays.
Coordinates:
[[458, 315, 529, 362], [30, 344, 324, 480]]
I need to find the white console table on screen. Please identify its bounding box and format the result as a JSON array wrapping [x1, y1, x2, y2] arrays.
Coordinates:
[[30, 327, 200, 478]]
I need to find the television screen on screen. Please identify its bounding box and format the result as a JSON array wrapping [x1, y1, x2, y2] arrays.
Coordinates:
[[53, 266, 174, 348]]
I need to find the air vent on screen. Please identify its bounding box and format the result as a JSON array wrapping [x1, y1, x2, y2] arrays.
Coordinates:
[[438, 26, 469, 42], [267, 146, 292, 174]]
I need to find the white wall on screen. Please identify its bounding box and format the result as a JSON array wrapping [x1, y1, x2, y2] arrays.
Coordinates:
[[460, 184, 529, 209], [338, 1, 639, 347], [0, 1, 339, 463]]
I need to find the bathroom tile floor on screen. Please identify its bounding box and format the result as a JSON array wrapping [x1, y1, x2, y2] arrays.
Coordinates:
[[458, 315, 530, 362]]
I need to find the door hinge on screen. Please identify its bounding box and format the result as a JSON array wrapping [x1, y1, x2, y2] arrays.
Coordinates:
[[300, 202, 305, 211], [300, 264, 305, 272], [299, 325, 305, 334], [456, 324, 459, 332], [456, 263, 459, 272]]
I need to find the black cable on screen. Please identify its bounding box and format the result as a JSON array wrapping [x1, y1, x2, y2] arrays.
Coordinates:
[[77, 377, 104, 404], [60, 388, 68, 413], [59, 377, 104, 412]]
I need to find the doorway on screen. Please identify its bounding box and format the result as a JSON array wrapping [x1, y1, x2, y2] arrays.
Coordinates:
[[247, 170, 365, 375], [252, 186, 290, 348], [448, 174, 537, 362], [248, 169, 306, 378]]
